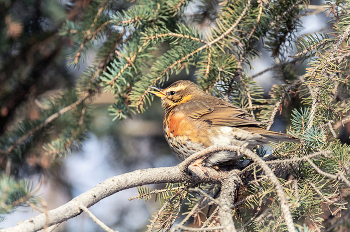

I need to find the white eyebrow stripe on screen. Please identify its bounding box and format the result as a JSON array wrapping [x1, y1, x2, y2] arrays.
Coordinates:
[[167, 85, 185, 92]]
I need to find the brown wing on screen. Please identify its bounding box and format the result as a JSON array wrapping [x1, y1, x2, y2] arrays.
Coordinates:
[[184, 99, 261, 127], [175, 99, 300, 144], [187, 101, 214, 119]]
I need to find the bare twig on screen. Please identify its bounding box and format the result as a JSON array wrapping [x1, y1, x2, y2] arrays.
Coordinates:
[[265, 151, 332, 165], [327, 121, 337, 138], [204, 47, 212, 79], [251, 65, 281, 79], [118, 17, 140, 25], [292, 180, 300, 202], [26, 201, 45, 214], [76, 202, 117, 232], [256, 208, 272, 223], [201, 206, 219, 228], [46, 223, 61, 232], [337, 173, 350, 188], [266, 98, 283, 131], [307, 180, 335, 204], [248, 176, 268, 186], [42, 200, 49, 232], [189, 187, 219, 205], [176, 199, 202, 228], [239, 150, 331, 177], [173, 225, 224, 231], [304, 4, 329, 11], [232, 195, 255, 209], [305, 157, 350, 188]]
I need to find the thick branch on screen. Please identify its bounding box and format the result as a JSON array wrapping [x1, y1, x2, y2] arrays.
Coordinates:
[[2, 145, 303, 232], [3, 144, 238, 232], [2, 166, 192, 232], [218, 171, 241, 232]]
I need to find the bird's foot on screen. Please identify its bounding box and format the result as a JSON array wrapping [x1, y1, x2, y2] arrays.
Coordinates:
[[189, 157, 208, 175]]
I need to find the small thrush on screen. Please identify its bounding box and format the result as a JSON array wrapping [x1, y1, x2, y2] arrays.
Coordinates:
[[149, 80, 299, 167]]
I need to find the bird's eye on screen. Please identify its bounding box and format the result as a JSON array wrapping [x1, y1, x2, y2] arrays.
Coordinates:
[[170, 91, 176, 95]]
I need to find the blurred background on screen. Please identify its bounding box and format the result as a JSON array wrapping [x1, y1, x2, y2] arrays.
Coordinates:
[[0, 0, 338, 231]]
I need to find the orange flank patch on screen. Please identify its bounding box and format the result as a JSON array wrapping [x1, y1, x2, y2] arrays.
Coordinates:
[[167, 111, 208, 144], [166, 110, 212, 147], [167, 111, 187, 137]]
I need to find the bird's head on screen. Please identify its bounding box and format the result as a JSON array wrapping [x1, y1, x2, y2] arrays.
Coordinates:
[[149, 80, 205, 110]]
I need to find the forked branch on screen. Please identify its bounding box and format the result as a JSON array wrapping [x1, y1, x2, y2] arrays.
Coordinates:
[[2, 145, 301, 232]]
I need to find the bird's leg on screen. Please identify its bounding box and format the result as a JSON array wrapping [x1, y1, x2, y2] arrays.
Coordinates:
[[189, 157, 208, 174]]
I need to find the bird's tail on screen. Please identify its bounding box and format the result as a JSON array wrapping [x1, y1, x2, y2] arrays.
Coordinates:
[[241, 126, 300, 144]]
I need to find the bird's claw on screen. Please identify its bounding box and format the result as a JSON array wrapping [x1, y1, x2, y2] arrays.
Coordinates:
[[189, 157, 209, 175]]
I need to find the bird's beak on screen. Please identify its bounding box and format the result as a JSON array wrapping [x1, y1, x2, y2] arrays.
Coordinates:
[[148, 86, 166, 98]]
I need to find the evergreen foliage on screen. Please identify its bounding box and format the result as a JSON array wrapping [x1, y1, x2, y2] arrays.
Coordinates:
[[1, 0, 350, 231]]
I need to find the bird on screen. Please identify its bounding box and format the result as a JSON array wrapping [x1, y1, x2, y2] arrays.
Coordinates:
[[149, 80, 299, 168]]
